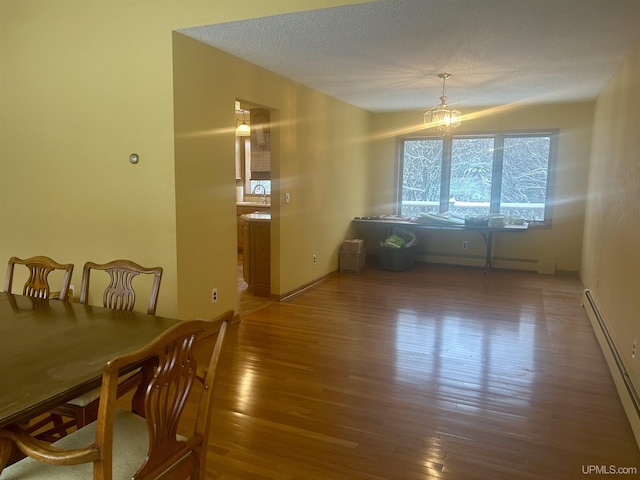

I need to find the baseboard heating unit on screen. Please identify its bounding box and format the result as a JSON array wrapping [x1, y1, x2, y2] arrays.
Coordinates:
[[583, 289, 640, 446]]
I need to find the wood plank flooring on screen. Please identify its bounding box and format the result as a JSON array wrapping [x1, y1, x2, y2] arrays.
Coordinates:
[[202, 261, 640, 479]]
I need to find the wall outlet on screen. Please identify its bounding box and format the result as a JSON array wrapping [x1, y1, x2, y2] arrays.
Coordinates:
[[211, 288, 218, 303], [312, 254, 317, 265], [462, 241, 468, 250]]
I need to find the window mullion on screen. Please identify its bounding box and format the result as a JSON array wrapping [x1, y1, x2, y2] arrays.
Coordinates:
[[395, 139, 406, 215], [440, 137, 452, 212], [490, 136, 504, 214]]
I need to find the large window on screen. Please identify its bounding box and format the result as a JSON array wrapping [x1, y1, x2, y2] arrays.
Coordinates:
[[397, 131, 557, 224]]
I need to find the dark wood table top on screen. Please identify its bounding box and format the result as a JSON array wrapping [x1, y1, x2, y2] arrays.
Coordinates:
[[0, 293, 180, 428]]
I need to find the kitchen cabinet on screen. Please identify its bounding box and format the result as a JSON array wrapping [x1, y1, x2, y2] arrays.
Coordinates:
[[240, 213, 270, 297], [237, 204, 270, 252], [250, 108, 270, 178]]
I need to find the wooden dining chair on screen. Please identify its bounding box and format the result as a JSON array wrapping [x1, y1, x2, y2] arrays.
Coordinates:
[[0, 310, 232, 480], [44, 260, 164, 436], [3, 255, 74, 301], [79, 259, 163, 315]]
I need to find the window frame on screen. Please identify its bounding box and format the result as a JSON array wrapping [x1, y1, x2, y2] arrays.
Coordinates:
[[395, 129, 559, 227]]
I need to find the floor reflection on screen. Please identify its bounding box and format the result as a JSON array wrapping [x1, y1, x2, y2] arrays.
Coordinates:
[[394, 308, 536, 410]]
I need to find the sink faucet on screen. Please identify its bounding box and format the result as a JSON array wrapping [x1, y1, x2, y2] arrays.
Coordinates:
[[252, 184, 267, 204]]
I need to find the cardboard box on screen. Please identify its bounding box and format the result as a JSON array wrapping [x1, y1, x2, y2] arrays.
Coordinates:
[[340, 249, 366, 274], [342, 239, 364, 253]]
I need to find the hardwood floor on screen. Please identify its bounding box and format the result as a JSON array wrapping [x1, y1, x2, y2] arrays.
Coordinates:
[[205, 261, 640, 479]]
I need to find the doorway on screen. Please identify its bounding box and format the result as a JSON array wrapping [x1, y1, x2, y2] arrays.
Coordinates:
[[235, 100, 274, 315]]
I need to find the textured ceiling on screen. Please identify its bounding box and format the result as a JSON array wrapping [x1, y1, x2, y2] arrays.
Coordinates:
[[179, 0, 640, 112]]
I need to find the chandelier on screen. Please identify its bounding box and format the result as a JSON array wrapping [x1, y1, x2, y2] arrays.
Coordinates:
[[235, 110, 250, 136], [424, 73, 461, 135]]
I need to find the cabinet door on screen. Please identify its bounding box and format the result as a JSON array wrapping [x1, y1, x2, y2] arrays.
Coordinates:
[[242, 220, 250, 284], [250, 221, 271, 297], [237, 216, 244, 253], [250, 108, 270, 177], [237, 206, 268, 252]]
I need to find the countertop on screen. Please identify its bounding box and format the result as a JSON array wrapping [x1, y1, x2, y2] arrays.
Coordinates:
[[240, 212, 271, 222], [237, 202, 270, 207]]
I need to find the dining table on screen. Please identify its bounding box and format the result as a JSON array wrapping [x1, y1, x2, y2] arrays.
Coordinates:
[[0, 293, 180, 429]]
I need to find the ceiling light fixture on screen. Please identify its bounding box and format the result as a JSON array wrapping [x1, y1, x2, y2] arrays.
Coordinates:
[[235, 110, 250, 136], [424, 73, 461, 135]]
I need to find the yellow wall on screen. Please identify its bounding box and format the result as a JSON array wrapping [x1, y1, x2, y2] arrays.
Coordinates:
[[0, 0, 373, 318], [582, 44, 640, 392], [365, 102, 594, 272], [0, 0, 181, 314], [173, 33, 371, 315]]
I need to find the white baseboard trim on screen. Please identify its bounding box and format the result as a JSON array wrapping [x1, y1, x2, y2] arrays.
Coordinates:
[[583, 289, 640, 449]]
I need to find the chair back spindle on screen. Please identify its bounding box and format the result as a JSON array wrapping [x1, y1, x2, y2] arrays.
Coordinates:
[[104, 269, 139, 311]]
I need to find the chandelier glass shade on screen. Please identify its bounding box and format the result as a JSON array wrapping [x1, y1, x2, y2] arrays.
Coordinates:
[[236, 120, 250, 136], [235, 110, 250, 136], [424, 73, 461, 135]]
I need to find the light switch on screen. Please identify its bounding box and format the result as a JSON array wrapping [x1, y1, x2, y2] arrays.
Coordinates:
[[285, 192, 291, 204]]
